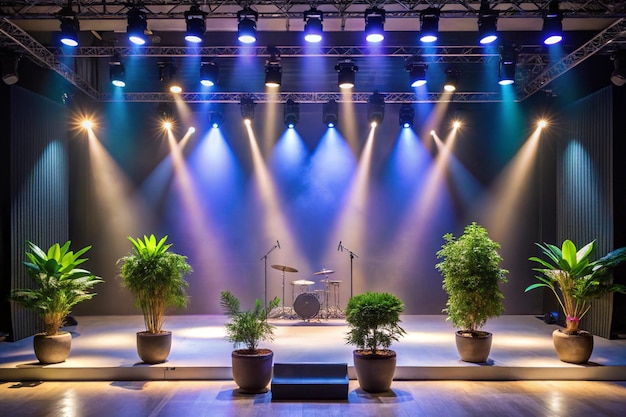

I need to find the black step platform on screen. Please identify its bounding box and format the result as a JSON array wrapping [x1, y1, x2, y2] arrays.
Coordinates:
[[271, 362, 349, 401]]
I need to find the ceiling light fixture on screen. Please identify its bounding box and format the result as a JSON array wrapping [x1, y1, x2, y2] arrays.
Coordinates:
[[58, 4, 80, 47], [265, 48, 282, 87], [200, 60, 219, 87], [109, 52, 125, 87], [210, 111, 223, 128], [444, 68, 460, 92], [323, 99, 338, 128], [127, 7, 148, 45], [420, 8, 440, 43], [478, 0, 498, 45], [610, 51, 626, 86], [365, 7, 385, 43], [399, 103, 415, 128], [284, 98, 300, 129], [335, 59, 358, 89], [240, 96, 256, 123], [158, 58, 181, 93], [367, 91, 385, 127], [405, 57, 428, 87], [542, 1, 563, 45], [1, 53, 20, 85], [184, 4, 207, 43], [498, 45, 518, 85], [238, 7, 258, 44], [304, 8, 323, 43]]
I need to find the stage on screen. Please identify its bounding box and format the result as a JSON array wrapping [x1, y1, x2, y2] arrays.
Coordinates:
[[1, 315, 625, 382]]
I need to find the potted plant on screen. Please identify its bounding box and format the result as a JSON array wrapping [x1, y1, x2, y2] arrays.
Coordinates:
[[11, 241, 102, 364], [436, 222, 508, 363], [118, 234, 192, 364], [345, 291, 406, 393], [526, 239, 626, 363], [220, 290, 280, 394]]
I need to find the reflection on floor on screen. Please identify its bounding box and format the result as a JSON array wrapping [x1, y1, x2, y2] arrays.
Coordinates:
[[1, 315, 625, 381]]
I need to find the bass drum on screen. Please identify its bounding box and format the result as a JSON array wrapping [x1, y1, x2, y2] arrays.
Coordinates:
[[293, 292, 320, 320]]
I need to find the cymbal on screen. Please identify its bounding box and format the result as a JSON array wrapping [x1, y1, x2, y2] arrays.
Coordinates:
[[271, 264, 298, 273], [292, 279, 315, 286], [313, 268, 335, 276]]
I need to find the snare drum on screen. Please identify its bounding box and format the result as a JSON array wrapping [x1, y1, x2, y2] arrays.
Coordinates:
[[293, 292, 320, 320]]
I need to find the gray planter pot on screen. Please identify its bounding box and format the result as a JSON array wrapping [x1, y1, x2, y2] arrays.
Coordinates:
[[455, 330, 492, 363], [33, 331, 72, 364], [137, 330, 172, 364], [552, 329, 593, 364], [353, 350, 397, 393], [231, 349, 273, 394]]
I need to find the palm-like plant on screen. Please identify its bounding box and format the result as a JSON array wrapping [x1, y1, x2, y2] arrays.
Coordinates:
[[11, 241, 102, 336], [527, 239, 626, 334], [220, 291, 279, 353], [118, 235, 191, 334], [345, 292, 406, 355]]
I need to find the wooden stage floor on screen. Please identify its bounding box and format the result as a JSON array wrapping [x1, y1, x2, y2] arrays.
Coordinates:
[[1, 315, 625, 381]]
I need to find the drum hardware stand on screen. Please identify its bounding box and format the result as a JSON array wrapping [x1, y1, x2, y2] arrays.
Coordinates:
[[269, 264, 298, 319], [338, 241, 359, 300], [260, 241, 280, 310]]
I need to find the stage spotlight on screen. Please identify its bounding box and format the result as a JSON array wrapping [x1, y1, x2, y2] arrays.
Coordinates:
[[304, 8, 323, 43], [538, 119, 548, 128], [453, 120, 462, 129], [499, 45, 518, 85], [420, 8, 440, 43], [158, 59, 182, 93], [405, 58, 427, 87], [367, 91, 385, 127], [200, 60, 218, 87], [238, 7, 258, 44], [365, 7, 385, 43], [335, 59, 358, 89], [109, 53, 125, 87], [542, 1, 563, 45], [1, 53, 20, 85], [610, 52, 626, 86], [127, 7, 148, 46], [265, 49, 282, 87], [184, 5, 207, 43], [58, 5, 80, 47], [444, 68, 459, 92], [240, 96, 256, 122], [210, 111, 223, 128], [399, 103, 415, 129], [80, 119, 93, 130], [284, 98, 300, 129], [478, 0, 498, 45], [323, 99, 338, 128]]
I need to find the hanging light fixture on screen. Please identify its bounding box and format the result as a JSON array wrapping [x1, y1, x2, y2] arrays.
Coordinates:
[[335, 59, 358, 89], [58, 4, 80, 47], [265, 48, 282, 88], [184, 4, 207, 43], [304, 7, 323, 43], [1, 53, 20, 85], [399, 104, 415, 129], [478, 1, 498, 45], [498, 45, 518, 86], [158, 58, 182, 93], [127, 7, 148, 45], [542, 1, 563, 45], [405, 57, 427, 88], [284, 98, 300, 129], [420, 8, 440, 43], [444, 68, 460, 92], [210, 111, 224, 128], [200, 60, 219, 87], [364, 7, 385, 43], [323, 99, 339, 128], [238, 7, 258, 44], [240, 96, 256, 123], [367, 91, 385, 127], [109, 52, 125, 87]]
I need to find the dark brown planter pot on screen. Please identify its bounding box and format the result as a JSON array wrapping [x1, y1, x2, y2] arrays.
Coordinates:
[[552, 329, 594, 364], [137, 331, 172, 364], [353, 350, 397, 393], [33, 331, 72, 364], [231, 349, 273, 394], [455, 330, 492, 363]]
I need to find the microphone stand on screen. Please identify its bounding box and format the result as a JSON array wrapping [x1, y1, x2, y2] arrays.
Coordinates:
[[260, 242, 279, 309], [339, 242, 359, 299]]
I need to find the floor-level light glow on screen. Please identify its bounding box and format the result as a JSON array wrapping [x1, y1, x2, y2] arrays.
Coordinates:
[[81, 119, 93, 130], [163, 121, 172, 130], [538, 120, 548, 128], [453, 120, 462, 129]]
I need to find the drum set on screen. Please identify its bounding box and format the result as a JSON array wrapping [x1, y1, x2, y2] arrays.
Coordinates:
[[269, 264, 344, 321]]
